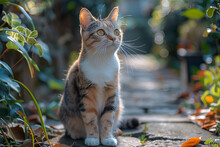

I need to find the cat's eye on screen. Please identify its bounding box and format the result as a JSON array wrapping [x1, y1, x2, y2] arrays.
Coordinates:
[[97, 29, 105, 36], [114, 29, 120, 36]]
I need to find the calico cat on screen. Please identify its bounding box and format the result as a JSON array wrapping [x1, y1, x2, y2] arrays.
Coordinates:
[[58, 7, 123, 146]]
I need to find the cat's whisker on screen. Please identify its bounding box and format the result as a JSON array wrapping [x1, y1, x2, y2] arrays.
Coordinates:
[[98, 4, 105, 20], [122, 42, 146, 49], [123, 37, 141, 43], [118, 15, 133, 21], [119, 46, 135, 73], [121, 43, 146, 54]]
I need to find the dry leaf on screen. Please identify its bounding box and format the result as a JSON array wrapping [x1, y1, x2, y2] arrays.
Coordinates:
[[28, 114, 41, 124], [28, 105, 37, 113], [206, 111, 215, 120], [50, 125, 55, 129], [201, 120, 217, 130], [53, 143, 70, 147], [181, 137, 202, 147], [193, 82, 202, 91], [191, 75, 199, 81], [177, 92, 190, 99], [10, 125, 25, 142], [34, 127, 44, 138], [28, 114, 46, 124], [20, 139, 33, 147], [198, 70, 205, 77], [194, 107, 204, 116]]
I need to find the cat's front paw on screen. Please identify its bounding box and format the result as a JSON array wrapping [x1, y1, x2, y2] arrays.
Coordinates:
[[101, 137, 117, 146], [85, 138, 100, 146]]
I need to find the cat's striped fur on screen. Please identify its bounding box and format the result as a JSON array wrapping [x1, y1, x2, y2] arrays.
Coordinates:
[[59, 7, 123, 146]]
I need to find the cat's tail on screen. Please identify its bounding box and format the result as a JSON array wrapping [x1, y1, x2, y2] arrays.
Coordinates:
[[119, 118, 140, 130]]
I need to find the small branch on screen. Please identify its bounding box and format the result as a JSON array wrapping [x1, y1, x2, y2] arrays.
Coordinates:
[[0, 49, 9, 60], [11, 45, 34, 69], [11, 57, 23, 69]]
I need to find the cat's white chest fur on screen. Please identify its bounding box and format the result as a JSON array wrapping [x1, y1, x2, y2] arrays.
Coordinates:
[[81, 54, 119, 87]]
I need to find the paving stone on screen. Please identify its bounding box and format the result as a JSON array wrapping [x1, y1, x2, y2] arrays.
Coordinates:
[[146, 122, 217, 141], [124, 114, 190, 123]]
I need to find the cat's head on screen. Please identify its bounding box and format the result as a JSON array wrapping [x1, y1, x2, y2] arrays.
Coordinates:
[[79, 7, 122, 56]]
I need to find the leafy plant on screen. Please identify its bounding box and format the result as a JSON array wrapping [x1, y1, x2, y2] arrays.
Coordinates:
[[200, 58, 220, 109], [205, 138, 219, 146], [0, 0, 51, 146], [199, 1, 220, 111], [139, 134, 147, 145], [0, 1, 42, 118]]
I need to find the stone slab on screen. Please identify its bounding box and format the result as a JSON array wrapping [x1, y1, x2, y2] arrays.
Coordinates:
[[123, 114, 190, 123], [146, 122, 217, 142]]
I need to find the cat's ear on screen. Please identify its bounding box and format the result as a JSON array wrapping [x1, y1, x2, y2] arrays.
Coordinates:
[[106, 6, 119, 22], [80, 8, 96, 29]]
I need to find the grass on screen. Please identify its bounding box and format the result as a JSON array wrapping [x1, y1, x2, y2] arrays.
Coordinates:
[[17, 111, 35, 147], [0, 127, 10, 147], [14, 79, 51, 146]]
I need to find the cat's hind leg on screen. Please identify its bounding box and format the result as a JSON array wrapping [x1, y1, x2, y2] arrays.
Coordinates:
[[64, 117, 86, 139]]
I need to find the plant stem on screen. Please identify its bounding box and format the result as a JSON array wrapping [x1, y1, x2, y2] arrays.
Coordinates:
[[0, 49, 9, 60]]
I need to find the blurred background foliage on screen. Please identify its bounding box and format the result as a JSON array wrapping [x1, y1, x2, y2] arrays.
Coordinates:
[[0, 0, 220, 119]]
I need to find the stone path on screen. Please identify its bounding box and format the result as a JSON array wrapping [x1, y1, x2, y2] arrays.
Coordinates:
[[48, 55, 217, 146]]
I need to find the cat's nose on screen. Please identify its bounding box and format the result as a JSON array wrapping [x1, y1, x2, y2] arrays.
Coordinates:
[[107, 35, 116, 42]]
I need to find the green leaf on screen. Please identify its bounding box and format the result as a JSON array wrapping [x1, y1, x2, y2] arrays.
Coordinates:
[[215, 55, 220, 66], [204, 138, 214, 145], [10, 12, 21, 27], [29, 30, 38, 38], [15, 4, 35, 30], [204, 70, 213, 86], [25, 28, 31, 36], [182, 8, 205, 19], [0, 69, 20, 93], [34, 43, 43, 57], [0, 61, 13, 77], [1, 2, 36, 30], [9, 103, 22, 118], [2, 11, 21, 27], [2, 35, 34, 78], [30, 58, 40, 71], [206, 6, 217, 18], [27, 37, 37, 45], [15, 26, 25, 33], [2, 11, 10, 25], [6, 41, 19, 50], [17, 33, 25, 42], [211, 84, 220, 98], [0, 28, 26, 37]]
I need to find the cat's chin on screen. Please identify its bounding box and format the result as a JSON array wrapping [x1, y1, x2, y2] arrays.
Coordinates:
[[107, 44, 119, 51]]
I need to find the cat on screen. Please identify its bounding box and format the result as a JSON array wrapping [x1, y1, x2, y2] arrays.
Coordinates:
[[58, 6, 123, 146]]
